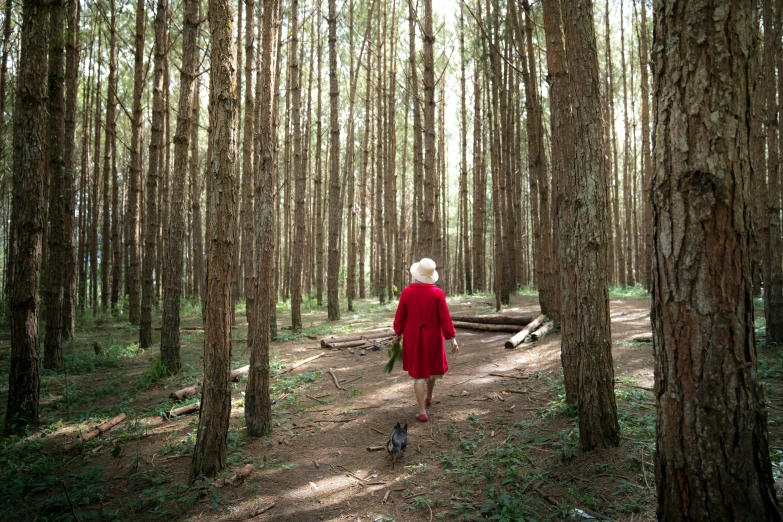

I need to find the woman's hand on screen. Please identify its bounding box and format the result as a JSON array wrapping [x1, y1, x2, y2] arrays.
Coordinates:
[[450, 338, 459, 354], [393, 335, 402, 344]]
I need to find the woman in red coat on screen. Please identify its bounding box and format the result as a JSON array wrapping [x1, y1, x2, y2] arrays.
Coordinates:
[[393, 258, 459, 422]]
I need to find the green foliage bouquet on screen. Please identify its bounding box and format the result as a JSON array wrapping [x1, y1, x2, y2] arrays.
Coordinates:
[[384, 340, 402, 374]]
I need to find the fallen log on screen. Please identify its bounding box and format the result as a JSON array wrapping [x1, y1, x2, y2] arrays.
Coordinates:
[[320, 330, 395, 348], [629, 332, 653, 343], [530, 321, 554, 341], [326, 339, 367, 349], [280, 352, 326, 374], [505, 315, 548, 349], [453, 321, 521, 333], [450, 313, 534, 326], [64, 413, 128, 451], [163, 403, 199, 420], [230, 365, 250, 381], [170, 384, 200, 402]]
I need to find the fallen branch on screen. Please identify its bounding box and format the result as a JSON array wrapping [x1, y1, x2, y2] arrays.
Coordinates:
[[530, 321, 554, 341], [629, 332, 653, 342], [328, 368, 345, 390], [163, 403, 200, 420], [505, 315, 547, 349], [170, 384, 200, 402], [64, 413, 128, 451], [249, 502, 275, 518], [230, 365, 250, 381], [453, 321, 521, 333], [320, 331, 395, 348], [450, 313, 533, 326], [280, 352, 326, 374], [61, 481, 82, 522], [367, 445, 386, 452]]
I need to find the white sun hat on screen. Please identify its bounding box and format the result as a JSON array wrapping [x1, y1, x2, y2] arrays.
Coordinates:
[[410, 258, 439, 284]]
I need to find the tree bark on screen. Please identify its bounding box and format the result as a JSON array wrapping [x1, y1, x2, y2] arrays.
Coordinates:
[[639, 0, 652, 291], [326, 0, 341, 320], [43, 0, 66, 369], [652, 1, 781, 518], [6, 0, 49, 434], [190, 0, 238, 481], [290, 0, 304, 330], [246, 0, 281, 437], [241, 0, 255, 316], [559, 0, 620, 449], [767, 0, 783, 344], [127, 0, 145, 325], [141, 0, 169, 349], [161, 0, 199, 374], [420, 0, 436, 260]]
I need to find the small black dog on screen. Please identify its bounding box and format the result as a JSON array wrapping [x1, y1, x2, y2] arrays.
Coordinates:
[[386, 422, 407, 469]]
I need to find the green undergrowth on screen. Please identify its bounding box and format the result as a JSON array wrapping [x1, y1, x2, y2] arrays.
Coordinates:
[[410, 375, 656, 522]]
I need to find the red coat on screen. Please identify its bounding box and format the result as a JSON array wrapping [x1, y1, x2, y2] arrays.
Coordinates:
[[393, 283, 457, 379]]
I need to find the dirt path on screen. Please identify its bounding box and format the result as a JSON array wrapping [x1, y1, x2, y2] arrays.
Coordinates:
[[158, 295, 657, 521]]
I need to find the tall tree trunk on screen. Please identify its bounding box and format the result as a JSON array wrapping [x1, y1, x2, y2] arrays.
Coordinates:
[[750, 6, 765, 298], [472, 30, 485, 292], [6, 0, 49, 434], [559, 0, 620, 449], [420, 0, 436, 260], [91, 29, 102, 314], [191, 74, 204, 303], [60, 0, 79, 338], [141, 0, 168, 349], [652, 1, 781, 518], [102, 0, 117, 312], [43, 0, 66, 369], [127, 0, 144, 325], [78, 38, 94, 315], [326, 0, 341, 320], [620, 0, 633, 287], [190, 0, 238, 481], [605, 0, 624, 288], [160, 0, 199, 374], [241, 0, 255, 317], [290, 0, 305, 330], [314, 0, 324, 305], [768, 0, 783, 344], [459, 2, 471, 295], [639, 0, 652, 291], [246, 0, 281, 437]]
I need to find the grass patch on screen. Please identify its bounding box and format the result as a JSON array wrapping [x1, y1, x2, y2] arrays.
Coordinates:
[[609, 285, 650, 299]]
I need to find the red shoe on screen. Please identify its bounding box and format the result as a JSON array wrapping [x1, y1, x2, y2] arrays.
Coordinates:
[[416, 413, 428, 422], [425, 395, 435, 407]]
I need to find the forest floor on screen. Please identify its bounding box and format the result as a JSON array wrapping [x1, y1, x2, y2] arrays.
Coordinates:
[[0, 290, 781, 522]]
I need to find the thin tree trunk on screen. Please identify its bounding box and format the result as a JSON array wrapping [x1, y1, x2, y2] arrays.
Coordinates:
[[160, 0, 199, 373], [102, 0, 117, 312], [420, 0, 436, 259], [290, 0, 305, 330], [606, 0, 624, 288], [91, 28, 102, 315], [620, 0, 633, 287], [191, 76, 203, 302], [246, 0, 281, 437], [639, 0, 652, 291], [43, 0, 66, 369], [241, 0, 255, 318], [652, 1, 781, 518], [768, 0, 783, 344], [326, 0, 341, 320], [127, 0, 145, 325], [141, 0, 168, 349]]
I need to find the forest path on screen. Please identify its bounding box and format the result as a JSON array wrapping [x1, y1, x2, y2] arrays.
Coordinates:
[[192, 293, 657, 522]]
